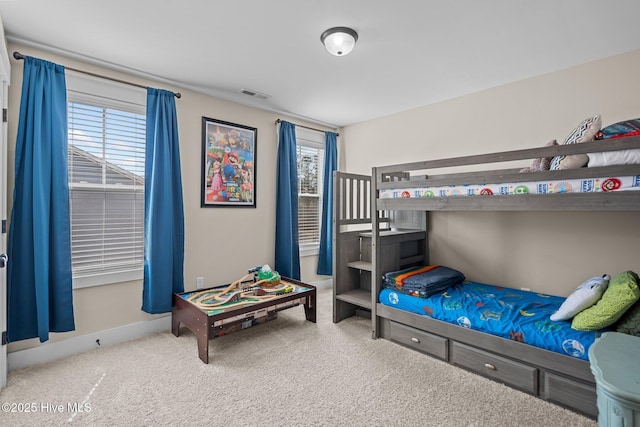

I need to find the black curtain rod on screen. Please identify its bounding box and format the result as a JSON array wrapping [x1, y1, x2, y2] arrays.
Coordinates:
[[275, 118, 339, 136], [13, 51, 181, 98]]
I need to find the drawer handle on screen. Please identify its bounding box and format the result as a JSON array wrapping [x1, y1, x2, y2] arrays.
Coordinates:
[[484, 363, 496, 370], [411, 337, 420, 343]]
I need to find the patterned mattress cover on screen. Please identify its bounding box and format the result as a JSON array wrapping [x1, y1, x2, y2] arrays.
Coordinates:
[[379, 175, 640, 199], [379, 281, 604, 360]]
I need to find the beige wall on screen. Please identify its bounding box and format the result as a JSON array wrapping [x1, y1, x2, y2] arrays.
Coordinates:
[[341, 49, 640, 296], [8, 41, 640, 352], [6, 42, 331, 352]]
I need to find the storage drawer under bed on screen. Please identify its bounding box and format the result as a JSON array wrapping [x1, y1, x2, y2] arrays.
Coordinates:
[[541, 371, 597, 418], [450, 341, 538, 395], [389, 321, 448, 360]]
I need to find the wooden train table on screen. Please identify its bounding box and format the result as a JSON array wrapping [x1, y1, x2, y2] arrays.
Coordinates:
[[171, 276, 316, 363]]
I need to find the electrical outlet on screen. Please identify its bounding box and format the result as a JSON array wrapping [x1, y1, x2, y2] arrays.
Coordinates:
[[196, 277, 204, 288]]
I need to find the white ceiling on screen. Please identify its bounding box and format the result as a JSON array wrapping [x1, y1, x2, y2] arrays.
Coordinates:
[[1, 0, 640, 128]]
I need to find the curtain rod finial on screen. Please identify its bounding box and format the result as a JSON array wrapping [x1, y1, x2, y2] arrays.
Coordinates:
[[13, 51, 25, 60]]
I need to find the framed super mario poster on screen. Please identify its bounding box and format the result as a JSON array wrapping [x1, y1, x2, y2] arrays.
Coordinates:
[[201, 117, 256, 208]]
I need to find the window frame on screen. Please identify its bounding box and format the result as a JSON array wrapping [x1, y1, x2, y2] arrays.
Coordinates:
[[295, 128, 325, 257], [66, 72, 147, 289]]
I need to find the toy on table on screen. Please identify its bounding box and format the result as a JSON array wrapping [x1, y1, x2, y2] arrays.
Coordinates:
[[187, 264, 293, 309], [255, 264, 281, 287]]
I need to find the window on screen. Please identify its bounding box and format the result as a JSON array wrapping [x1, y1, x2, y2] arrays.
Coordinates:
[[296, 128, 325, 256], [66, 73, 146, 288]]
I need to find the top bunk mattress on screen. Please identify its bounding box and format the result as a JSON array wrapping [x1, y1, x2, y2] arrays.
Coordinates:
[[379, 175, 640, 199], [379, 282, 604, 360]]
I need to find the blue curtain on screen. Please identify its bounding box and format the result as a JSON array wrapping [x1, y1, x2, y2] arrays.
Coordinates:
[[142, 88, 185, 313], [317, 131, 338, 275], [274, 121, 300, 280], [7, 57, 74, 343]]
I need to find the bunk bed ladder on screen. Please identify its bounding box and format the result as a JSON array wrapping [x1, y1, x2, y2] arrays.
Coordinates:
[[332, 170, 428, 335]]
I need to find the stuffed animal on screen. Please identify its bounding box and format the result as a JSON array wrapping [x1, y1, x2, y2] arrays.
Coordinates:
[[550, 274, 610, 321], [519, 140, 558, 173]]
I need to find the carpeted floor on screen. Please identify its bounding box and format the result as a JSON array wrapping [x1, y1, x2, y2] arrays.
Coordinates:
[[0, 286, 597, 426]]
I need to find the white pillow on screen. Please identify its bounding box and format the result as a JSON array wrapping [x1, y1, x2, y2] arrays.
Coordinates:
[[587, 149, 640, 167], [550, 274, 610, 321]]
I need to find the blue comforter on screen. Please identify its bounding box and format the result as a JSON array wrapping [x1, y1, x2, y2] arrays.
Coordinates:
[[379, 281, 603, 360]]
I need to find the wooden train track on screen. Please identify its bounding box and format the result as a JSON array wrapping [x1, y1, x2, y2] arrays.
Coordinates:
[[187, 273, 297, 309]]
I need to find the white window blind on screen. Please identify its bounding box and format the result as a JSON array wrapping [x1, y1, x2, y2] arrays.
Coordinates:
[[67, 75, 146, 287], [296, 128, 324, 254]]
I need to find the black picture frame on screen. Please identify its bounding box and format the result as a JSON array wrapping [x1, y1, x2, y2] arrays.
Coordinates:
[[201, 117, 257, 208]]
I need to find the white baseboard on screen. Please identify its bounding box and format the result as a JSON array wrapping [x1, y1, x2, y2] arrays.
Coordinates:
[[8, 316, 171, 371]]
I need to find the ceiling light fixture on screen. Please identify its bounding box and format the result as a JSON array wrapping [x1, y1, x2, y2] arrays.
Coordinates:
[[320, 27, 358, 56]]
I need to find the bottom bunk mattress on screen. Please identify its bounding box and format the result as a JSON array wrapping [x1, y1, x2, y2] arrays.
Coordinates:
[[379, 282, 603, 361]]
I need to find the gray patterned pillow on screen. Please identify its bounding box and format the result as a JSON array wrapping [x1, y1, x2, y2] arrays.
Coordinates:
[[550, 114, 602, 170]]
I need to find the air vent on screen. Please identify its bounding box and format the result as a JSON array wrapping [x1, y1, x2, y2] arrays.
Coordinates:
[[239, 88, 271, 100]]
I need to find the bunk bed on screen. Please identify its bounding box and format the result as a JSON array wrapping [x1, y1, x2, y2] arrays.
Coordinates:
[[333, 133, 640, 419]]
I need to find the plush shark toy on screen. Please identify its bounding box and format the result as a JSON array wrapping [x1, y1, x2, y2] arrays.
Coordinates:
[[550, 274, 610, 321]]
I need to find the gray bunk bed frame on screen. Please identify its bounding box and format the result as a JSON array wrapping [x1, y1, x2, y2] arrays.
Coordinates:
[[334, 135, 640, 419]]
